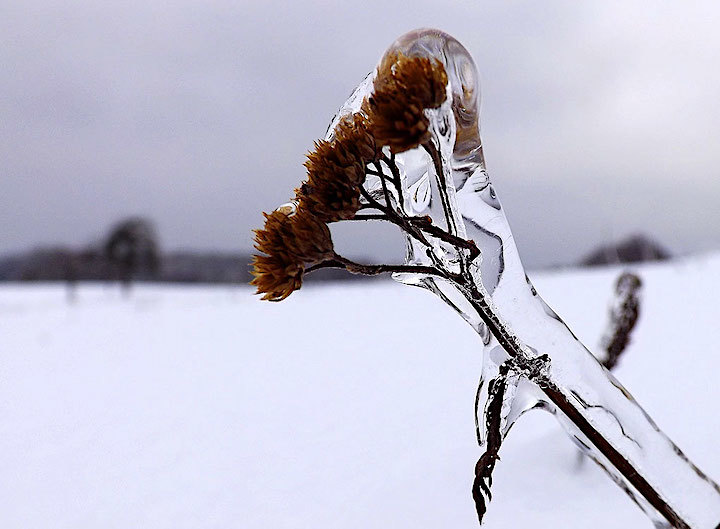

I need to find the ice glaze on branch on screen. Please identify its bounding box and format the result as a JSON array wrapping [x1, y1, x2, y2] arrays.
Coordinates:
[[252, 34, 720, 529]]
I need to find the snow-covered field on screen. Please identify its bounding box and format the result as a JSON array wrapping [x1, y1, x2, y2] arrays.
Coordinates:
[[2, 255, 720, 528]]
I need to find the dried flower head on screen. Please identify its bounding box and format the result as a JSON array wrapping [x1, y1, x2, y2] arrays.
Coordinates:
[[334, 113, 380, 164], [363, 52, 448, 153], [296, 114, 378, 222], [283, 208, 334, 264], [251, 208, 334, 301], [297, 176, 361, 222], [250, 251, 303, 302]]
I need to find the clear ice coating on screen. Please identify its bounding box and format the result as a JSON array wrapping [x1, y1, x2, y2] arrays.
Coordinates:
[[325, 28, 720, 528]]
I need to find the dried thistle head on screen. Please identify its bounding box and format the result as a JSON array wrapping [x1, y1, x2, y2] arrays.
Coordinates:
[[305, 139, 366, 187], [250, 252, 303, 302], [296, 114, 377, 222], [251, 208, 334, 301], [363, 52, 448, 153], [297, 176, 361, 222], [376, 52, 448, 109], [334, 113, 380, 164], [283, 208, 334, 264]]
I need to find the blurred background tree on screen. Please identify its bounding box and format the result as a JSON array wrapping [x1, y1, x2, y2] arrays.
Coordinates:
[[103, 217, 160, 292]]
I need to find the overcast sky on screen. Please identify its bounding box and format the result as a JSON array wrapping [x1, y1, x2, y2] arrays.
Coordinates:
[[2, 1, 720, 268]]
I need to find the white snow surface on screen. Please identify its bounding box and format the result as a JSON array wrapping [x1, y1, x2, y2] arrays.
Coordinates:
[[2, 254, 720, 528]]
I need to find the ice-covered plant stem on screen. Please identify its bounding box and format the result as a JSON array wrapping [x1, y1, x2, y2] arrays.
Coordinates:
[[334, 144, 718, 528], [252, 29, 720, 528]]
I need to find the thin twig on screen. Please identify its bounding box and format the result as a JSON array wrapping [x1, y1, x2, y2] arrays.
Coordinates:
[[357, 173, 477, 275], [374, 161, 393, 213], [343, 214, 390, 221], [473, 362, 513, 524], [408, 216, 480, 262], [381, 153, 404, 208], [304, 256, 448, 280], [359, 186, 389, 214], [359, 203, 385, 212], [422, 142, 459, 236], [358, 185, 448, 272], [422, 141, 470, 277]]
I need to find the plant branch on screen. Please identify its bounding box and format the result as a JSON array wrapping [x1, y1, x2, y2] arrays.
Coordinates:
[[374, 161, 394, 213], [359, 186, 390, 214], [473, 361, 514, 524], [343, 214, 390, 221], [422, 142, 459, 237], [358, 184, 452, 275], [359, 150, 689, 529], [408, 216, 480, 262], [304, 255, 449, 280], [381, 153, 405, 208]]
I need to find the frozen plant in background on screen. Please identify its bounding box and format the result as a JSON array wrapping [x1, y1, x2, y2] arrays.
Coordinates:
[[251, 28, 720, 528], [600, 272, 642, 371], [571, 270, 642, 471]]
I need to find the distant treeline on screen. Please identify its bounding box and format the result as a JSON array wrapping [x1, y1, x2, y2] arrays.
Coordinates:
[[0, 248, 371, 284], [0, 218, 670, 284], [0, 217, 364, 284], [0, 248, 248, 283], [580, 234, 670, 267], [0, 217, 253, 284]]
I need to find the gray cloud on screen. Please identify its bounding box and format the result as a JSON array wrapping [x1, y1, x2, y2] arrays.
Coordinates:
[[2, 1, 720, 268]]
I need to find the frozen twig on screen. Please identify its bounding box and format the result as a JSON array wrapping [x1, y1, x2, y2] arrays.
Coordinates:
[[472, 361, 513, 523], [601, 272, 642, 371]]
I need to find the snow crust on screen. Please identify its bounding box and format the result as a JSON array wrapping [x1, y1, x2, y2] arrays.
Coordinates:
[[2, 254, 720, 528]]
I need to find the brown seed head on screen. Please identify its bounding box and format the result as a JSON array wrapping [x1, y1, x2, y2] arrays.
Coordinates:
[[250, 252, 303, 302], [334, 113, 380, 163], [250, 208, 334, 301], [283, 208, 334, 265], [305, 141, 366, 187], [296, 176, 361, 222], [296, 114, 378, 222], [364, 52, 448, 153]]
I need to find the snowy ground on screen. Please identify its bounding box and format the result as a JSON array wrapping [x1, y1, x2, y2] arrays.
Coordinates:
[[2, 255, 720, 529]]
